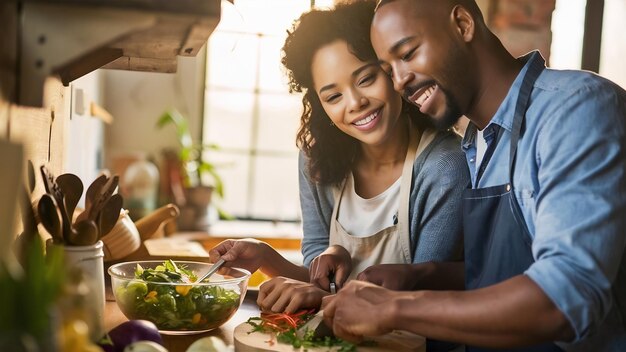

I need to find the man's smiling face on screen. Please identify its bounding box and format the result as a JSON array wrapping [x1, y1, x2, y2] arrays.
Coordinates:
[[371, 0, 476, 129]]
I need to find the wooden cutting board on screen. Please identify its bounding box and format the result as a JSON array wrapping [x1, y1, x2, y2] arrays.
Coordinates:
[[233, 321, 425, 352]]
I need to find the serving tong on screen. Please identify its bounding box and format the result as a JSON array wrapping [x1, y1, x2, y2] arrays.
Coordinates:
[[38, 166, 123, 246]]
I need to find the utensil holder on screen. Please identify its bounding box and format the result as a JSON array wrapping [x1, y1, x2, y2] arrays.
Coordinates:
[[48, 239, 105, 341]]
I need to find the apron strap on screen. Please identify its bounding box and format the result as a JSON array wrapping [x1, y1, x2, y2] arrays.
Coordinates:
[[396, 125, 422, 262], [509, 58, 546, 184], [330, 122, 435, 264]]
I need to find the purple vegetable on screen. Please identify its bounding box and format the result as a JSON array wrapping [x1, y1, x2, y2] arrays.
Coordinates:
[[97, 333, 115, 352], [105, 320, 163, 352]]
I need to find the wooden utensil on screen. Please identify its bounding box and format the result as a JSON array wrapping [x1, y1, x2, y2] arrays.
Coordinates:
[[134, 203, 180, 241], [71, 219, 99, 246], [56, 173, 83, 219], [98, 194, 123, 238], [38, 194, 63, 243], [88, 175, 119, 221], [77, 174, 107, 222], [40, 165, 88, 245], [40, 166, 72, 243]]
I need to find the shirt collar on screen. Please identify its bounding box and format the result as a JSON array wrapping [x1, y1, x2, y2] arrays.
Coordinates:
[[462, 50, 545, 150]]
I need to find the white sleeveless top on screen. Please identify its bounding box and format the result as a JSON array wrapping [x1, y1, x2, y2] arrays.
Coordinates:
[[337, 172, 402, 237]]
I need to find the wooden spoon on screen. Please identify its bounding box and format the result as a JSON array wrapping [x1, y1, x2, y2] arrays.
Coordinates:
[[98, 194, 123, 238], [77, 174, 107, 222], [38, 194, 62, 243], [71, 220, 99, 246], [56, 173, 83, 219]]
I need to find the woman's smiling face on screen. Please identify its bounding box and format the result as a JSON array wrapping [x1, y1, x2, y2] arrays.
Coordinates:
[[311, 39, 403, 147]]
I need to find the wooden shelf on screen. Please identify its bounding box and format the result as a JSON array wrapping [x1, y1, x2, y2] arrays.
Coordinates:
[[15, 0, 221, 107]]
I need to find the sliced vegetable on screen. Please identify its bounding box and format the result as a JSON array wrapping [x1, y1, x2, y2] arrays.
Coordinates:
[[123, 341, 169, 352], [186, 336, 233, 352], [246, 310, 356, 351]]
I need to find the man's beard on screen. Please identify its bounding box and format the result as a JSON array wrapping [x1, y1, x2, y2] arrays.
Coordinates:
[[430, 85, 462, 130]]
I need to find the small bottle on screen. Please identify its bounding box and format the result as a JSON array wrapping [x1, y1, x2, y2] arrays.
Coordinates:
[[124, 160, 160, 220]]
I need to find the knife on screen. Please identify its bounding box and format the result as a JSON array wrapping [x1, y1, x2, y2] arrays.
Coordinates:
[[296, 310, 334, 339]]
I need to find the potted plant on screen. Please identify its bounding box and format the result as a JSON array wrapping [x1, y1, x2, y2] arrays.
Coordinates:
[[156, 109, 226, 230]]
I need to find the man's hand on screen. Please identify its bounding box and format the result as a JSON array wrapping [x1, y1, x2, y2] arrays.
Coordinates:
[[257, 276, 330, 313], [208, 238, 268, 274], [322, 280, 399, 342], [309, 245, 352, 291]]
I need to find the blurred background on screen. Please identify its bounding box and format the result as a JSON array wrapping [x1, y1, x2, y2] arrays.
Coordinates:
[[2, 0, 625, 232]]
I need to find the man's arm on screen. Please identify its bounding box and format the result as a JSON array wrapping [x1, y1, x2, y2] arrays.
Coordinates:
[[324, 277, 574, 348], [357, 261, 465, 291]]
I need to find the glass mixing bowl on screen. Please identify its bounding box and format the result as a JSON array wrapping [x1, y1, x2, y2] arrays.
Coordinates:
[[108, 260, 250, 335]]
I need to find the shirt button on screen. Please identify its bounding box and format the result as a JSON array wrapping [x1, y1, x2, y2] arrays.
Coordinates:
[[470, 158, 475, 163]]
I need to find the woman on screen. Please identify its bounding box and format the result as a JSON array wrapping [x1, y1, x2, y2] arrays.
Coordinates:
[[209, 0, 468, 313]]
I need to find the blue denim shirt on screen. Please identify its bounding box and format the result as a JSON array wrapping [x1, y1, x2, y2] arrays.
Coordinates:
[[462, 52, 626, 351]]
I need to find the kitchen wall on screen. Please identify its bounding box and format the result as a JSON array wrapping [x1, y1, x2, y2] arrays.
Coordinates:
[[101, 45, 207, 169], [487, 0, 556, 59]]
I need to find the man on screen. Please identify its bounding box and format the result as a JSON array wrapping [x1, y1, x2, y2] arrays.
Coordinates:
[[322, 0, 626, 351]]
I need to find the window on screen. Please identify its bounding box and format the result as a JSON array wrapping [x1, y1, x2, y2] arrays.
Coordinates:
[[551, 0, 625, 88], [550, 0, 586, 69], [600, 0, 626, 88], [203, 0, 334, 221]]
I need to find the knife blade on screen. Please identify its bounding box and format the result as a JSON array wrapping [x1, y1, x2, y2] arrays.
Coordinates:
[[296, 310, 334, 339]]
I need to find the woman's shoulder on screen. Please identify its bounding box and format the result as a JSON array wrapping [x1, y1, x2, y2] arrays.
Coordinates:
[[420, 129, 465, 159], [414, 129, 469, 182]]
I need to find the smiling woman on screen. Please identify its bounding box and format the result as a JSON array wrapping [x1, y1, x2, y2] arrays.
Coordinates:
[[208, 3, 470, 330]]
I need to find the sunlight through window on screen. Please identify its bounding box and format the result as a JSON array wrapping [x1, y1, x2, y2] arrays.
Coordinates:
[[204, 0, 324, 221]]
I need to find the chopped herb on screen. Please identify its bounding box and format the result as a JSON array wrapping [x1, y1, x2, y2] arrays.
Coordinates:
[[246, 310, 358, 351]]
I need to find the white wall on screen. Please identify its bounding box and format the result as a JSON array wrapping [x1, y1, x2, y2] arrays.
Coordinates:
[[65, 70, 105, 207], [101, 45, 207, 164]]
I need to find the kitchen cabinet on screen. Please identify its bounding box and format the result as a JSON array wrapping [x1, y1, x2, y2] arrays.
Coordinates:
[[2, 0, 221, 107], [0, 0, 221, 236]]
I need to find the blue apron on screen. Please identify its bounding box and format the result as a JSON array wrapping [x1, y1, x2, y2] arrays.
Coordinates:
[[462, 61, 562, 352]]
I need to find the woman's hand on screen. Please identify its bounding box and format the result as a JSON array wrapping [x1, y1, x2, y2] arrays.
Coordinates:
[[257, 277, 331, 313], [208, 238, 268, 274], [309, 245, 352, 291]]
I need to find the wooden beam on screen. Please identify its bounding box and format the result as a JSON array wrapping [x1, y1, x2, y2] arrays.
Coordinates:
[[102, 57, 177, 72], [581, 0, 604, 73], [54, 47, 123, 86], [22, 0, 220, 16]]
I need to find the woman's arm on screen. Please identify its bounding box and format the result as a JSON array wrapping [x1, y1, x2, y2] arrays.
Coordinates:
[[209, 239, 310, 281], [298, 152, 334, 266]]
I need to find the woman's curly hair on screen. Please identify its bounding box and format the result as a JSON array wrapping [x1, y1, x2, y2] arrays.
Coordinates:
[[282, 0, 428, 185]]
